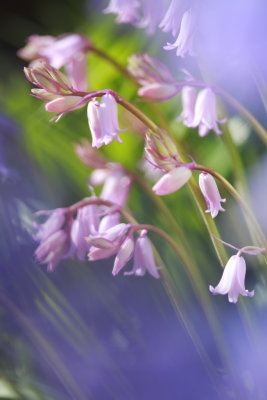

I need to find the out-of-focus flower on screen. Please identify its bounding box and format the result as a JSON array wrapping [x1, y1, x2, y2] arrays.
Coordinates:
[[100, 168, 131, 207], [33, 209, 65, 242], [17, 35, 56, 60], [112, 236, 134, 275], [209, 255, 254, 303], [71, 205, 99, 260], [159, 0, 187, 36], [124, 231, 161, 278], [128, 53, 179, 100], [87, 94, 124, 148], [164, 8, 196, 57], [138, 83, 179, 100], [75, 140, 107, 169], [18, 34, 92, 91], [128, 53, 175, 86], [199, 172, 226, 218], [135, 0, 166, 35], [35, 229, 71, 272], [178, 86, 197, 126], [34, 210, 72, 271], [190, 88, 224, 136], [152, 166, 192, 195], [103, 0, 140, 24]]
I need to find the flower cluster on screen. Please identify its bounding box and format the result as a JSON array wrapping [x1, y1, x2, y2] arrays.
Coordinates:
[[34, 167, 161, 278], [19, 11, 266, 307]]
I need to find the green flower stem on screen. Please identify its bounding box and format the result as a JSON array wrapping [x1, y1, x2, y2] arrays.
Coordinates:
[[90, 46, 136, 83]]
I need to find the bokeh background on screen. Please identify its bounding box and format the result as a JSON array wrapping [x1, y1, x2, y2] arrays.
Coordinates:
[[1, 1, 267, 399]]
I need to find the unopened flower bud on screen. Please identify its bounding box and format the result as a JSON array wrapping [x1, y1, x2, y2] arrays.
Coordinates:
[[45, 95, 83, 113], [152, 166, 192, 195]]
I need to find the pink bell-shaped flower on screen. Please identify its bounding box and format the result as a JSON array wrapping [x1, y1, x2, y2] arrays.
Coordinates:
[[178, 86, 197, 126], [209, 254, 254, 303], [87, 94, 124, 148], [190, 88, 224, 136], [112, 236, 135, 276], [199, 172, 226, 218], [164, 9, 196, 57], [124, 231, 162, 278]]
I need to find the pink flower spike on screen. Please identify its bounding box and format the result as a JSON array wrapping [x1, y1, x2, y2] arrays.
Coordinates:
[[199, 173, 226, 218], [164, 9, 196, 58], [209, 255, 254, 303], [124, 231, 162, 278], [112, 236, 134, 276], [152, 166, 192, 195], [191, 88, 224, 136], [178, 86, 197, 126]]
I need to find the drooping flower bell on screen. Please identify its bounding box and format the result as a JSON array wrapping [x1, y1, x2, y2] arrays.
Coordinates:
[[124, 231, 162, 278], [190, 88, 224, 137], [164, 8, 196, 57], [135, 0, 166, 35], [159, 0, 187, 37], [70, 204, 100, 260], [152, 166, 192, 195], [209, 254, 254, 303], [199, 172, 226, 218], [87, 223, 130, 261], [87, 94, 124, 148], [178, 86, 197, 126], [112, 235, 135, 276], [33, 209, 72, 271]]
